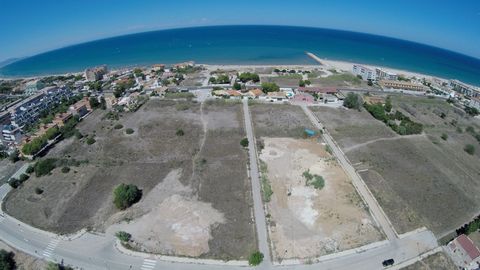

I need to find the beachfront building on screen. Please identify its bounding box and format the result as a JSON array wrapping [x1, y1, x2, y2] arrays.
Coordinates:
[[10, 87, 73, 129], [379, 80, 426, 92], [450, 80, 480, 98], [24, 80, 45, 96], [85, 65, 108, 81], [375, 68, 398, 81], [469, 97, 480, 110], [353, 64, 376, 81], [447, 234, 480, 269]]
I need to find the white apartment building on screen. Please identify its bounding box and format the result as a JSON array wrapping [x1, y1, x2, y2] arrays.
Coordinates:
[[352, 64, 376, 81]]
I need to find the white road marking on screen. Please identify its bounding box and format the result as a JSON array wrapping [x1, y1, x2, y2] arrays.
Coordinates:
[[42, 239, 60, 258], [141, 258, 157, 270]]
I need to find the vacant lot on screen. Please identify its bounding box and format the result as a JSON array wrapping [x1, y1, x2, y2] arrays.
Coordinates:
[[311, 106, 397, 149], [250, 103, 314, 138], [260, 138, 382, 260], [4, 99, 255, 259], [401, 252, 456, 270], [316, 96, 480, 235]]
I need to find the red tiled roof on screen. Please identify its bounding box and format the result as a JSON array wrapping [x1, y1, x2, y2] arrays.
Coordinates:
[[457, 234, 480, 260], [298, 87, 338, 93]]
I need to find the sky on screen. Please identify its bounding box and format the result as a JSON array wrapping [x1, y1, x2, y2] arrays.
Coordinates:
[[1, 0, 479, 62]]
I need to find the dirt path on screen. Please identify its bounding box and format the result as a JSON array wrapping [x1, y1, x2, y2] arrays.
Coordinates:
[[343, 133, 425, 153], [191, 101, 208, 185]]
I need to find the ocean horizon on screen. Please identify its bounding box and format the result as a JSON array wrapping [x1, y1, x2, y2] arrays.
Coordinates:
[[1, 25, 480, 86]]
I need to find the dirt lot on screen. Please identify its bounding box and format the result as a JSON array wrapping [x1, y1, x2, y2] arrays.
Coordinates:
[[401, 251, 456, 270], [250, 103, 314, 138], [0, 159, 26, 183], [4, 99, 255, 259], [260, 137, 382, 260], [315, 95, 480, 235]]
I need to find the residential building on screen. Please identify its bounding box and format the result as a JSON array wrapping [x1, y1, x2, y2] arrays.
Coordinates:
[[469, 97, 480, 110], [266, 91, 287, 101], [10, 87, 73, 129], [24, 80, 45, 95], [375, 68, 398, 81], [0, 112, 11, 125], [293, 93, 315, 103], [450, 80, 480, 98], [353, 64, 376, 81], [1, 124, 23, 146], [448, 234, 480, 269], [247, 89, 264, 98], [379, 80, 426, 91], [173, 61, 195, 69], [84, 65, 108, 81], [152, 64, 165, 71]]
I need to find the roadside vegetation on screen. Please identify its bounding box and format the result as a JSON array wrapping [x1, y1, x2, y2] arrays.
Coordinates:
[[363, 101, 423, 135], [0, 249, 15, 270], [248, 251, 264, 266], [259, 160, 273, 202], [115, 231, 132, 242]]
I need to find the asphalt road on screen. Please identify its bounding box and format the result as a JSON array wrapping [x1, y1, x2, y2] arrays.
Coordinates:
[[0, 100, 440, 270]]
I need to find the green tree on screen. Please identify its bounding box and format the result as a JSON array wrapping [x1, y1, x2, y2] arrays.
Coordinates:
[[261, 82, 279, 93], [125, 128, 134, 134], [89, 97, 100, 109], [238, 72, 260, 83], [113, 184, 142, 210], [86, 137, 96, 145], [240, 138, 249, 147], [9, 149, 19, 163], [115, 231, 132, 242], [343, 92, 362, 110], [0, 249, 15, 270], [233, 82, 242, 90], [385, 96, 392, 112], [34, 158, 58, 177], [464, 144, 475, 155], [248, 251, 264, 266]]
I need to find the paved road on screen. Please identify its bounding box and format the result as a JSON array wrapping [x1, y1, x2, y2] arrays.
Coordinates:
[[242, 98, 272, 267], [301, 104, 398, 241]]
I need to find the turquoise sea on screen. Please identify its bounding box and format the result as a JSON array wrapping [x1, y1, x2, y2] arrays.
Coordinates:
[[1, 25, 480, 86]]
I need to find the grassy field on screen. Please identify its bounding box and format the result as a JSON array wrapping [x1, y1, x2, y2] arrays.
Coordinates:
[[314, 95, 480, 235], [310, 73, 365, 87], [261, 75, 301, 87], [3, 99, 255, 259]]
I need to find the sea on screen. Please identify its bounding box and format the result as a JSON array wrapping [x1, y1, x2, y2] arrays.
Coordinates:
[[1, 25, 480, 86]]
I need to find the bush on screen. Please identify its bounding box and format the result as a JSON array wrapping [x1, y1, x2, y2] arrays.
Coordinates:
[[0, 249, 15, 270], [238, 72, 260, 83], [34, 158, 58, 177], [61, 166, 70, 173], [343, 93, 362, 110], [114, 124, 123, 129], [19, 173, 29, 182], [441, 133, 448, 141], [115, 231, 132, 242], [26, 165, 34, 174], [113, 184, 142, 210], [464, 144, 475, 155], [261, 82, 279, 93], [35, 187, 44, 194], [240, 138, 249, 147], [86, 137, 96, 145], [303, 170, 325, 190], [125, 128, 134, 134], [9, 150, 19, 163], [45, 262, 74, 270], [176, 129, 185, 136], [248, 251, 264, 266], [8, 178, 21, 189]]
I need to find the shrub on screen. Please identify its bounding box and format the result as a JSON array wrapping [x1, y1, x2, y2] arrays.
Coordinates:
[[248, 251, 264, 266], [86, 137, 96, 145], [176, 129, 184, 136], [238, 72, 260, 83], [113, 184, 142, 210], [115, 231, 132, 242], [61, 166, 70, 173], [303, 170, 325, 190], [464, 144, 475, 155], [34, 158, 58, 177], [343, 93, 362, 110], [240, 138, 249, 147], [441, 133, 448, 141], [8, 178, 21, 189], [114, 124, 123, 129], [35, 187, 44, 195], [0, 249, 16, 270], [125, 128, 134, 134], [19, 173, 29, 182], [9, 150, 19, 163], [325, 145, 333, 155]]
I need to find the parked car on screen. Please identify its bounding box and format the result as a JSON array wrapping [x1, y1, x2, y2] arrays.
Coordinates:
[[382, 258, 394, 267]]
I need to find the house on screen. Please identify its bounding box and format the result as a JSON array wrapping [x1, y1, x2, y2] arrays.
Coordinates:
[[293, 93, 315, 104], [213, 90, 229, 97], [226, 90, 242, 99], [298, 87, 338, 94], [247, 89, 264, 99], [69, 98, 91, 118], [280, 88, 295, 98], [447, 234, 480, 269], [267, 91, 287, 101], [323, 94, 338, 103]]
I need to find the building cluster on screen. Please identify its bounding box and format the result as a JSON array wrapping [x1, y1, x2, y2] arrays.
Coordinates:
[[85, 65, 108, 81], [352, 64, 399, 81], [447, 234, 480, 269]]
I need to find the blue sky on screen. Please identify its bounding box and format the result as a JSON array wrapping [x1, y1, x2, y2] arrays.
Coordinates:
[[1, 0, 479, 62]]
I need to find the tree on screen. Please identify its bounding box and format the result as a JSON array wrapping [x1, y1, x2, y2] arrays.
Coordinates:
[[125, 128, 134, 134], [0, 249, 15, 270], [248, 251, 264, 266], [299, 80, 306, 87], [34, 158, 58, 177], [9, 149, 19, 163], [86, 137, 96, 145], [61, 166, 70, 173], [115, 231, 132, 242], [465, 106, 479, 116], [233, 82, 242, 90], [89, 97, 100, 109], [176, 129, 185, 136], [113, 184, 142, 210], [238, 72, 260, 83], [464, 144, 475, 155], [385, 96, 392, 112], [343, 93, 362, 110], [261, 82, 279, 93], [240, 138, 249, 147], [114, 124, 123, 130]]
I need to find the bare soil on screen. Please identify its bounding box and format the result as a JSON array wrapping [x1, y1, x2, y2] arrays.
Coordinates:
[[401, 251, 456, 270], [260, 137, 382, 260], [4, 99, 255, 259]]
